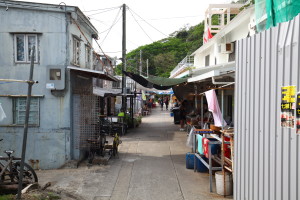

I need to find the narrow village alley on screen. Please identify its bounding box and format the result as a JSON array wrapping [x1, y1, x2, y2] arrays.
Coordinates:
[[37, 107, 231, 200]]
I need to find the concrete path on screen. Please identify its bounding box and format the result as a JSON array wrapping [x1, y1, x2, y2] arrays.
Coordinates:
[[37, 107, 232, 200]]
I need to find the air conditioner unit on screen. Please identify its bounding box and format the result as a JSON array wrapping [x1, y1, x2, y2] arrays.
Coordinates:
[[218, 43, 234, 54]]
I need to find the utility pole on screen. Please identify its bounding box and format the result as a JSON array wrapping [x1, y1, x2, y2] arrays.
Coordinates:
[[122, 4, 126, 110], [139, 49, 142, 76], [17, 47, 36, 199], [146, 59, 149, 78]]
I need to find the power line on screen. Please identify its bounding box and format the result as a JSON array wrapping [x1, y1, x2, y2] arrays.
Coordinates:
[[94, 39, 114, 68], [128, 7, 168, 37], [100, 7, 122, 45], [83, 6, 121, 12], [125, 65, 149, 77], [87, 6, 121, 17], [147, 15, 204, 21], [128, 8, 153, 42], [89, 17, 107, 26], [101, 50, 123, 53]]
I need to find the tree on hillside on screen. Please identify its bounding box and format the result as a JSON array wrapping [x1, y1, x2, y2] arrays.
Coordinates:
[[115, 20, 206, 77], [153, 52, 177, 77]]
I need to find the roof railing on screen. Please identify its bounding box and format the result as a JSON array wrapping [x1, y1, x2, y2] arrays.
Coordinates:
[[170, 55, 194, 77]]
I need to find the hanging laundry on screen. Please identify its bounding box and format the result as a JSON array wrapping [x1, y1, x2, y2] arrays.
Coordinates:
[[0, 103, 7, 121], [204, 89, 225, 127]]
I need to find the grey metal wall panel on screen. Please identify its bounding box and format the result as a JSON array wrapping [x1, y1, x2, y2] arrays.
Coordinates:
[[235, 14, 300, 200]]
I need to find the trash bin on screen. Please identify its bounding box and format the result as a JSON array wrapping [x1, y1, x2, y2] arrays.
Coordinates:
[[186, 152, 195, 169], [172, 107, 180, 124]]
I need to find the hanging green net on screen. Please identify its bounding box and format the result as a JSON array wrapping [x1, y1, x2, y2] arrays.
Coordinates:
[[256, 0, 300, 32]]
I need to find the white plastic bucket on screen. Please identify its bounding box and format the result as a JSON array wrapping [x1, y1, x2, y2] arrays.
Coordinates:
[[215, 171, 233, 196]]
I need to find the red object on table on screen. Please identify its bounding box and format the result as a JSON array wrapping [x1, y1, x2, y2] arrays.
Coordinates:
[[202, 137, 219, 158], [224, 137, 231, 158]]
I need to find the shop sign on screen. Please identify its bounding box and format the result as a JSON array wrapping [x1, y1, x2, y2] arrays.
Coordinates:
[[281, 86, 296, 128], [297, 93, 300, 134]]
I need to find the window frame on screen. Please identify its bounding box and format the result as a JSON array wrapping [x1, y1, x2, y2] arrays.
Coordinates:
[[73, 37, 80, 66], [14, 34, 38, 63], [85, 45, 91, 68], [13, 97, 40, 126], [205, 54, 210, 67]]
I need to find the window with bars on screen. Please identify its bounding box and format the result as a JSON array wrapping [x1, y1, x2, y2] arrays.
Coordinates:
[[14, 34, 38, 63], [13, 98, 40, 126], [73, 37, 80, 65], [85, 45, 91, 68]]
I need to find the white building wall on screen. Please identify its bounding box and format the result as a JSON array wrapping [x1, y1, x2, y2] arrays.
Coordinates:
[[192, 7, 255, 70]]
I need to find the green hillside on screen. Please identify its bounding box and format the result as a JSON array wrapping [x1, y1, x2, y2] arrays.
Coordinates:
[[116, 21, 205, 77], [115, 0, 252, 78]]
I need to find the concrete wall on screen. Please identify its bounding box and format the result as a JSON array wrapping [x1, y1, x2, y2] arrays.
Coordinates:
[[0, 4, 94, 169], [234, 14, 300, 200]]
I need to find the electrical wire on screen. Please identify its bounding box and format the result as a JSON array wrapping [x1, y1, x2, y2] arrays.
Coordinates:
[[89, 17, 107, 26], [94, 39, 114, 68], [87, 6, 121, 17], [128, 9, 153, 42], [100, 8, 122, 44], [83, 6, 121, 13], [102, 50, 123, 53], [128, 7, 168, 37], [125, 65, 148, 77], [147, 15, 204, 21]]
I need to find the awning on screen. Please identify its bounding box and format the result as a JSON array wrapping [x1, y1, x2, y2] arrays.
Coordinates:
[[123, 71, 187, 90], [188, 62, 235, 83], [93, 87, 121, 97], [68, 66, 119, 82], [188, 70, 221, 83]]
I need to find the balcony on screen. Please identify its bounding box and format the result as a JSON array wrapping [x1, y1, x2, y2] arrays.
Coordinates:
[[169, 56, 194, 78]]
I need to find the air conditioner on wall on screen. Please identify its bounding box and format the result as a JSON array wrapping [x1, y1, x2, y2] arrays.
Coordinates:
[[218, 43, 234, 54]]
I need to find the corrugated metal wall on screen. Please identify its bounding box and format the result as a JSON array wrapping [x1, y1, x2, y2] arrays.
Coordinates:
[[234, 15, 300, 200]]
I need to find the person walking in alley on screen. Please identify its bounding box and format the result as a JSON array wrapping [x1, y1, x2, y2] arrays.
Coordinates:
[[165, 96, 169, 110], [179, 100, 187, 131], [159, 97, 164, 111], [147, 99, 152, 114]]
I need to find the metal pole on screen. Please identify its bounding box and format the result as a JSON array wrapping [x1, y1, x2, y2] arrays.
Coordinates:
[[122, 4, 127, 110], [221, 89, 224, 129], [146, 59, 149, 78], [209, 143, 213, 192], [201, 95, 204, 128], [139, 50, 142, 76], [194, 84, 197, 112], [130, 96, 133, 127], [0, 79, 36, 84], [17, 46, 35, 199]]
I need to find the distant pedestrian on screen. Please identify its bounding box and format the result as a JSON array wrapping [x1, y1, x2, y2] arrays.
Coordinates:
[[179, 100, 187, 131], [159, 97, 164, 111], [165, 97, 169, 110], [147, 99, 152, 113]]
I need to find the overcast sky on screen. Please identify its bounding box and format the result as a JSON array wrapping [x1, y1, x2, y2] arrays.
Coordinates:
[[17, 0, 233, 58]]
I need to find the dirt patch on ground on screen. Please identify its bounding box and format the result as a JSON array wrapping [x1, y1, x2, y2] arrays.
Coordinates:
[[0, 188, 82, 200], [22, 189, 81, 200]]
